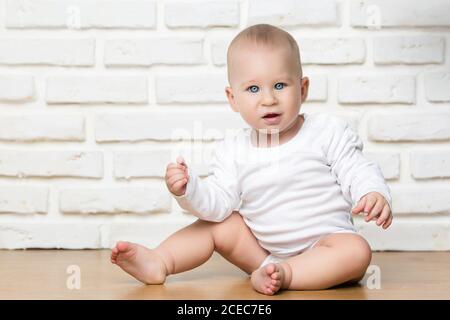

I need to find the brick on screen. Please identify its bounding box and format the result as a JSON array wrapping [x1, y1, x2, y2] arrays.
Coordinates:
[[105, 38, 204, 66], [0, 186, 48, 214], [46, 76, 148, 104], [305, 75, 328, 102], [114, 145, 213, 179], [114, 149, 172, 179], [0, 75, 34, 102], [390, 186, 450, 215], [368, 112, 450, 142], [95, 111, 247, 142], [156, 74, 227, 103], [0, 151, 102, 178], [59, 187, 171, 214], [106, 218, 197, 248], [351, 0, 450, 27], [5, 0, 156, 29], [355, 217, 450, 251], [410, 151, 450, 179], [248, 0, 339, 26], [364, 152, 400, 180], [210, 37, 232, 66], [374, 36, 445, 64], [0, 39, 94, 66], [165, 1, 239, 28], [0, 222, 101, 249], [424, 72, 450, 102], [0, 115, 84, 142], [298, 38, 366, 64], [338, 76, 415, 104]]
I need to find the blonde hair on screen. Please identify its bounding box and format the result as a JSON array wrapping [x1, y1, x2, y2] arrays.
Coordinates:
[[227, 24, 302, 83]]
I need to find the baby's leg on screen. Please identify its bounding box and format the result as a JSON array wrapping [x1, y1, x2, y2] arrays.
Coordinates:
[[111, 211, 269, 284], [155, 211, 269, 276], [269, 233, 372, 291]]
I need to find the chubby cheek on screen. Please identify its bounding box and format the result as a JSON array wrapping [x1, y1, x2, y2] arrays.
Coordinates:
[[281, 93, 301, 113], [285, 87, 302, 103], [235, 96, 260, 121], [240, 109, 261, 127]]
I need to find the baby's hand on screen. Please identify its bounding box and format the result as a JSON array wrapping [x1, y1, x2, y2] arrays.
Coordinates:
[[351, 192, 393, 229], [165, 156, 189, 196]]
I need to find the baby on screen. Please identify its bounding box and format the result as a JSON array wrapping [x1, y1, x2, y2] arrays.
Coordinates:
[[111, 24, 393, 295]]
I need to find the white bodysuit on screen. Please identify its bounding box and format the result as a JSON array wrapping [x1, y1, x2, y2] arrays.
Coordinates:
[[174, 113, 392, 263]]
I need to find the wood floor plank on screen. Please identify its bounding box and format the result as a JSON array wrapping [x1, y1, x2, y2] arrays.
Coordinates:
[[0, 250, 449, 299]]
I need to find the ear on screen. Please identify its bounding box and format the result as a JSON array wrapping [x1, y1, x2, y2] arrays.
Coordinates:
[[300, 77, 309, 104], [225, 86, 239, 113]]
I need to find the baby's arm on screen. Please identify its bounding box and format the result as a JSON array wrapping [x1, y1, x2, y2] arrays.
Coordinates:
[[165, 140, 240, 223], [325, 119, 393, 228]]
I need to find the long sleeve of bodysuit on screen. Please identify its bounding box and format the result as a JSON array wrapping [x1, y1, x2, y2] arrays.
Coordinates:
[[324, 119, 392, 210], [173, 139, 241, 222]]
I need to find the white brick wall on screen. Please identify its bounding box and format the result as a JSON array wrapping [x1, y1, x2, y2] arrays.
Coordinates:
[[351, 0, 450, 27], [0, 115, 85, 141], [46, 76, 148, 104], [0, 75, 35, 101], [248, 0, 340, 27], [0, 150, 103, 178], [338, 76, 416, 104], [373, 36, 445, 65], [5, 0, 157, 29], [104, 38, 205, 66], [59, 187, 171, 214], [0, 0, 449, 251], [165, 1, 240, 28], [0, 39, 95, 66]]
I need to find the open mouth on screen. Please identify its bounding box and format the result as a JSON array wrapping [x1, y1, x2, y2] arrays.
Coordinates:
[[262, 113, 282, 125], [263, 113, 280, 119]]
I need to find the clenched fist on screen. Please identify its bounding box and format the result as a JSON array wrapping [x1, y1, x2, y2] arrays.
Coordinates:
[[165, 156, 189, 196]]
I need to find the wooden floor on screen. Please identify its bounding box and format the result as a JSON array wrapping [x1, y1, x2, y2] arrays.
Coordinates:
[[0, 250, 449, 299]]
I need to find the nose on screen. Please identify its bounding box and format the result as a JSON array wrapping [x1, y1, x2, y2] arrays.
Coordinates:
[[261, 88, 277, 106]]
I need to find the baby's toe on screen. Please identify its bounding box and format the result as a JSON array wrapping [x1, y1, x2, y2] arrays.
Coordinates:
[[265, 288, 274, 295], [265, 263, 276, 275], [267, 286, 276, 295], [116, 241, 130, 252]]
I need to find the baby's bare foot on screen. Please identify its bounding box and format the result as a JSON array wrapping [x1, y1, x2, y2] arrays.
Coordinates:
[[250, 263, 284, 295], [110, 241, 167, 284]]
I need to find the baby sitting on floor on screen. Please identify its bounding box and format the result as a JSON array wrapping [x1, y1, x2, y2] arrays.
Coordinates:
[[111, 24, 393, 295]]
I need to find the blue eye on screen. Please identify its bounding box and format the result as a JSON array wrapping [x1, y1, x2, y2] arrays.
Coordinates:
[[274, 83, 285, 90], [247, 85, 259, 93]]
